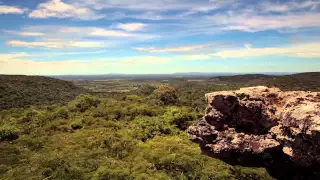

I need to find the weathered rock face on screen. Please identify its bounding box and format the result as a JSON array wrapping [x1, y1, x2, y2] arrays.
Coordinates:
[[188, 86, 320, 179]]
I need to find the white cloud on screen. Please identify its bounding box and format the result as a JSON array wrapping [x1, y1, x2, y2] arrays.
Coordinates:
[[0, 52, 215, 75], [244, 43, 252, 49], [4, 30, 45, 37], [116, 23, 147, 31], [0, 52, 30, 59], [6, 40, 105, 48], [19, 26, 156, 40], [134, 43, 213, 53], [29, 0, 104, 20], [211, 42, 320, 58], [89, 28, 132, 37], [66, 0, 238, 21], [0, 5, 27, 14], [76, 0, 198, 11], [3, 25, 158, 50], [0, 58, 114, 75], [19, 32, 45, 36], [0, 54, 170, 75], [203, 12, 320, 33], [56, 26, 137, 37], [261, 0, 320, 12], [32, 50, 108, 56], [75, 0, 235, 12]]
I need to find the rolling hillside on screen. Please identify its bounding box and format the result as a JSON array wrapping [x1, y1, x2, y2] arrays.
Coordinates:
[[209, 72, 320, 91], [0, 75, 86, 109]]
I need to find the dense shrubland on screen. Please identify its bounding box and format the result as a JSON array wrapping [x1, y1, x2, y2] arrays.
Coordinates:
[[0, 75, 85, 109], [0, 84, 273, 180]]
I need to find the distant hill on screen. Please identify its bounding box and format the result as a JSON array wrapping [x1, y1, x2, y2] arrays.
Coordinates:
[[209, 72, 320, 91], [264, 72, 320, 91], [209, 74, 275, 83], [0, 75, 86, 109], [53, 72, 294, 81]]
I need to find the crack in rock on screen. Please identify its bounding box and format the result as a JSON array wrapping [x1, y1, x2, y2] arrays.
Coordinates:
[[188, 86, 320, 179]]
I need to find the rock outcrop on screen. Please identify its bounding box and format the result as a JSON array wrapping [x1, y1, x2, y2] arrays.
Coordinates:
[[188, 86, 320, 179]]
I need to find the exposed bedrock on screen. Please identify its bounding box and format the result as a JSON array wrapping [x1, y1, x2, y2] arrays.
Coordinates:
[[188, 86, 320, 179]]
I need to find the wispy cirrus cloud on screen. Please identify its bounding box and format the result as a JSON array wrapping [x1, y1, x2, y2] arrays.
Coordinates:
[[183, 11, 320, 34], [18, 32, 45, 36], [211, 42, 320, 58], [0, 5, 27, 14], [4, 25, 158, 49], [0, 52, 30, 59], [261, 0, 319, 13], [14, 25, 157, 39], [89, 28, 132, 37], [32, 50, 108, 56], [4, 30, 45, 37], [75, 0, 234, 11], [6, 40, 106, 48], [116, 23, 147, 32], [134, 43, 214, 53], [28, 0, 104, 20]]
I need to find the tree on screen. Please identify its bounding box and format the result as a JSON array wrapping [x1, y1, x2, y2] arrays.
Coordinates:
[[153, 85, 178, 105], [68, 95, 100, 112], [164, 107, 198, 130], [136, 84, 157, 96]]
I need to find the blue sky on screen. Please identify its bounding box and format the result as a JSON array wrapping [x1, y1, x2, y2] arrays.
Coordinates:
[[0, 0, 320, 75]]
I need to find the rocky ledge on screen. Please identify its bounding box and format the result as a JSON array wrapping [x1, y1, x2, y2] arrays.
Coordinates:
[[188, 86, 320, 179]]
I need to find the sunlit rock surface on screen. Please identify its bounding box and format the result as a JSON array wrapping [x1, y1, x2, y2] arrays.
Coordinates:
[[188, 86, 320, 179]]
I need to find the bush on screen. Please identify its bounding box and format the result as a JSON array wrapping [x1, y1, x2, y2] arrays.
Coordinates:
[[0, 125, 20, 141], [153, 85, 178, 105], [40, 157, 85, 180], [125, 104, 157, 120], [68, 95, 100, 112], [71, 120, 83, 130], [131, 116, 176, 141], [46, 120, 71, 133], [53, 107, 69, 119], [18, 110, 38, 123], [136, 84, 157, 96], [122, 95, 144, 102], [18, 136, 44, 151], [231, 166, 273, 180], [93, 167, 134, 180], [92, 100, 158, 121], [135, 136, 234, 179], [164, 107, 198, 130], [101, 132, 137, 159]]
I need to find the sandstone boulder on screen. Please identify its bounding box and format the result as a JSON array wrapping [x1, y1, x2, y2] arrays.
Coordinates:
[[188, 86, 320, 179]]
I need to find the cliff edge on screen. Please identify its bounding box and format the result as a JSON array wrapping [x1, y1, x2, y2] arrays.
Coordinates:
[[188, 86, 320, 179]]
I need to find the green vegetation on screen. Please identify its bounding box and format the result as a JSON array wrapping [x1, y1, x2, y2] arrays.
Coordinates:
[[0, 75, 85, 109], [153, 85, 179, 105], [209, 72, 320, 91], [0, 92, 272, 179], [0, 125, 20, 141], [4, 72, 317, 179]]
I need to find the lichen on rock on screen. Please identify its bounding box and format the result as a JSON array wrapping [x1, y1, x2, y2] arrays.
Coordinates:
[[188, 86, 320, 179]]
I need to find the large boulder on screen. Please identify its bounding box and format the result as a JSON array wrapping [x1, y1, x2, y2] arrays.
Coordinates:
[[188, 86, 320, 179]]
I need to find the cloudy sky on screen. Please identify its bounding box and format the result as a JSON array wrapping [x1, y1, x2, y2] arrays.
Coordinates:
[[0, 0, 320, 75]]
